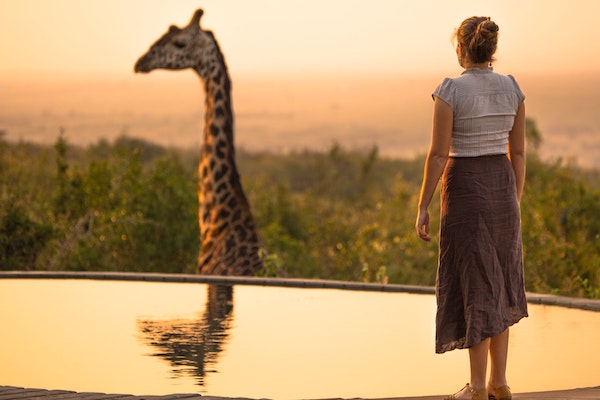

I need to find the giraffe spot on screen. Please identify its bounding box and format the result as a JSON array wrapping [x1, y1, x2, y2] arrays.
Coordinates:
[[215, 182, 228, 194], [223, 120, 233, 135], [215, 106, 225, 119], [225, 235, 236, 252], [215, 222, 228, 236], [218, 208, 231, 220], [235, 225, 247, 241], [215, 164, 229, 181], [214, 90, 223, 102], [216, 139, 226, 159], [201, 165, 208, 179], [210, 123, 220, 137], [210, 159, 216, 169], [218, 193, 232, 206], [201, 253, 213, 265], [229, 199, 240, 213]]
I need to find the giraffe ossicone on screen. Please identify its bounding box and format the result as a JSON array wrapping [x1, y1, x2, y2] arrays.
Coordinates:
[[135, 8, 265, 276]]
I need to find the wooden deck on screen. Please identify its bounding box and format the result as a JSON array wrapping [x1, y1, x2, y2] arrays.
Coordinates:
[[2, 386, 600, 400], [0, 386, 208, 400]]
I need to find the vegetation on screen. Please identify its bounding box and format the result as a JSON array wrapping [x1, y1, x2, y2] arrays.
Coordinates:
[[0, 120, 598, 298]]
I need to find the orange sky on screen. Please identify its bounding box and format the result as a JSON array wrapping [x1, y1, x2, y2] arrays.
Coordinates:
[[1, 0, 600, 79], [1, 0, 599, 169]]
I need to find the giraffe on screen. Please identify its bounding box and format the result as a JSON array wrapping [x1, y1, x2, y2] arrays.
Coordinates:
[[134, 9, 264, 276], [138, 284, 233, 382]]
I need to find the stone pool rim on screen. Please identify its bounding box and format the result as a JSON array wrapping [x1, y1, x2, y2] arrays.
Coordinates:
[[2, 270, 599, 312]]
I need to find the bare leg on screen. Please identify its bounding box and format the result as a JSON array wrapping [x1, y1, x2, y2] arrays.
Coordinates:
[[489, 328, 509, 388], [468, 338, 490, 391]]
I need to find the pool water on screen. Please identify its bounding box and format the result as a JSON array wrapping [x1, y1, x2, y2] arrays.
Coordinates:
[[1, 279, 599, 399]]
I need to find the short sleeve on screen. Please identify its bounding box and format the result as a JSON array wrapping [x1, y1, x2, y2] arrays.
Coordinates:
[[508, 75, 525, 103], [432, 77, 456, 110]]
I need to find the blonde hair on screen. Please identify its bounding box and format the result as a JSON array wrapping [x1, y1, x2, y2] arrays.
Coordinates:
[[454, 16, 499, 64]]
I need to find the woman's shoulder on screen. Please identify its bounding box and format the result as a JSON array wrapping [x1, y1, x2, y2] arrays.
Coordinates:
[[494, 72, 526, 100], [433, 77, 456, 98], [493, 71, 519, 83]]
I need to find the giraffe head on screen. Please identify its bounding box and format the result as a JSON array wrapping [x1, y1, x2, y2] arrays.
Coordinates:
[[134, 9, 221, 78]]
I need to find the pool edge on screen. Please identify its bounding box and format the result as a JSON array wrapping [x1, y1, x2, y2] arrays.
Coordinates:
[[1, 270, 599, 312]]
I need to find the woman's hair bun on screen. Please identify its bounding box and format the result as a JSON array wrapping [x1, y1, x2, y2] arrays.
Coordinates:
[[457, 16, 499, 64], [476, 18, 499, 40]]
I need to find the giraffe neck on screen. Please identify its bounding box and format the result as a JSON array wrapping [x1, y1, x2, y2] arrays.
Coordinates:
[[194, 61, 263, 276], [196, 63, 239, 236], [200, 66, 234, 152]]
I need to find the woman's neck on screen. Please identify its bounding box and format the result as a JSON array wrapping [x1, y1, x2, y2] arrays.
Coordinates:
[[463, 61, 490, 69]]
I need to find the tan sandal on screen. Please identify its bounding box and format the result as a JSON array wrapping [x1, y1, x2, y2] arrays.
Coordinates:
[[445, 383, 488, 400], [487, 384, 512, 400]]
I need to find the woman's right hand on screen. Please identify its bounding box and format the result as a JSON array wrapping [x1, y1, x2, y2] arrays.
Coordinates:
[[416, 208, 431, 242]]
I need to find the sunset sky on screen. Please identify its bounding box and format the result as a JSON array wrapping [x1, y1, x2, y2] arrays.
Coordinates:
[[2, 0, 600, 79], [1, 0, 599, 168]]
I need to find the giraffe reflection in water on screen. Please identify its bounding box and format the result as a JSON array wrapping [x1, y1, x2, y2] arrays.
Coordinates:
[[137, 284, 233, 384]]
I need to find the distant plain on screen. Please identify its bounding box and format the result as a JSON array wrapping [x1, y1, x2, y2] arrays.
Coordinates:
[[2, 71, 598, 169]]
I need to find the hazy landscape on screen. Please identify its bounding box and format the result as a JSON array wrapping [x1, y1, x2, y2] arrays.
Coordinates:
[[2, 71, 599, 169], [2, 70, 599, 296]]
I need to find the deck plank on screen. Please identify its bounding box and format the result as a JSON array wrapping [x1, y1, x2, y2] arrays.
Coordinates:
[[2, 386, 600, 400]]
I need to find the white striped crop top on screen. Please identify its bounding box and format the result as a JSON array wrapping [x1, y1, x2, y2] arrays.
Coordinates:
[[432, 67, 525, 158]]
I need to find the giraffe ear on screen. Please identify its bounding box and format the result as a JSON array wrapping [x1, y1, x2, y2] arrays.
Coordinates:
[[188, 9, 204, 30]]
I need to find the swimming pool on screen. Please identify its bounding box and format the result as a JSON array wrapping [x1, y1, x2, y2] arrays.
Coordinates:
[[1, 275, 599, 399]]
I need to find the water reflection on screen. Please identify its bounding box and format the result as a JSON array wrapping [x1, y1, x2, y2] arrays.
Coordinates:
[[137, 284, 233, 385], [2, 279, 600, 399]]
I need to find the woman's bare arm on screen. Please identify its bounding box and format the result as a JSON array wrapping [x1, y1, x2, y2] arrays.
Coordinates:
[[415, 98, 453, 241], [508, 102, 526, 202]]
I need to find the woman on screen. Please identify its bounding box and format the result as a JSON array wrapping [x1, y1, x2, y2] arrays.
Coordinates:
[[415, 17, 528, 400]]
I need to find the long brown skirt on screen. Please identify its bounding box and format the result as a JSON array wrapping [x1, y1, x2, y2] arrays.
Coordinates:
[[436, 155, 528, 354]]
